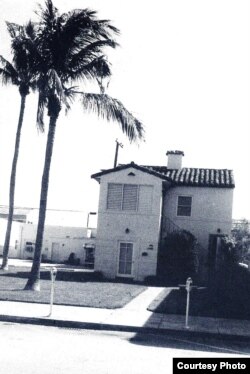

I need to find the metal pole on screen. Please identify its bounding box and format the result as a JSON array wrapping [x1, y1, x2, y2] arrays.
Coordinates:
[[48, 267, 57, 317], [185, 277, 192, 329], [185, 288, 190, 328], [114, 141, 119, 168], [114, 139, 123, 168]]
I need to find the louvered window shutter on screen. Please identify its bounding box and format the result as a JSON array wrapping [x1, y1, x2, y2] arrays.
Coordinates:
[[138, 185, 153, 213], [122, 184, 138, 210], [107, 183, 123, 210]]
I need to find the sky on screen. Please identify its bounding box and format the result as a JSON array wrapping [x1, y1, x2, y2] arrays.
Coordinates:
[[0, 0, 249, 222]]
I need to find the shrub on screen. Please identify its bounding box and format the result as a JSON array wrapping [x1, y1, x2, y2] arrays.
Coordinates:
[[158, 230, 199, 283], [221, 235, 250, 264], [213, 234, 250, 295], [93, 271, 104, 280]]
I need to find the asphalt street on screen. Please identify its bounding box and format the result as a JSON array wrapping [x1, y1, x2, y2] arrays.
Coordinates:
[[0, 322, 249, 374]]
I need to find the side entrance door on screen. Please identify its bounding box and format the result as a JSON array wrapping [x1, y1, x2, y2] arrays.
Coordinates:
[[117, 242, 133, 277], [51, 242, 60, 262], [208, 234, 225, 271]]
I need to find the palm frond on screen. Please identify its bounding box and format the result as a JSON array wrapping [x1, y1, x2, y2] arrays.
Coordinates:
[[35, 3, 119, 77], [93, 57, 112, 78], [14, 28, 44, 78], [31, 1, 143, 144], [63, 86, 78, 114], [97, 19, 120, 36], [6, 22, 22, 38], [60, 8, 119, 42], [37, 0, 59, 26], [64, 55, 112, 83], [80, 93, 144, 142], [0, 68, 13, 86], [5, 21, 40, 89], [59, 9, 96, 44], [25, 20, 38, 41], [36, 91, 46, 132], [0, 56, 19, 85], [66, 39, 117, 73], [6, 20, 37, 41]]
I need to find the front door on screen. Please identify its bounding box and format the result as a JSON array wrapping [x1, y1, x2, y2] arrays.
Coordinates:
[[118, 242, 133, 276]]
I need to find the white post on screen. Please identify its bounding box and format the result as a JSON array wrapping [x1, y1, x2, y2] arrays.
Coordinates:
[[48, 267, 57, 317], [185, 277, 192, 329]]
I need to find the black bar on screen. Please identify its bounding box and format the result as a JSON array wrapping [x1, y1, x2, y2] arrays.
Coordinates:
[[173, 358, 250, 374]]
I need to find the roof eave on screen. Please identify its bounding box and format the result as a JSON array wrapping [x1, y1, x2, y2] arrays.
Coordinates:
[[91, 162, 173, 183]]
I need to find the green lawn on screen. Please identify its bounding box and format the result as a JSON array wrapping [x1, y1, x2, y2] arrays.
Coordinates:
[[0, 267, 146, 309]]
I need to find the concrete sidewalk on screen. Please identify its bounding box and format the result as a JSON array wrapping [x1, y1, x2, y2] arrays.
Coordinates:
[[0, 287, 250, 340]]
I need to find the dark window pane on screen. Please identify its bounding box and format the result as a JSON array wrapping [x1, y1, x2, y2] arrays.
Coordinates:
[[177, 196, 192, 216], [119, 243, 133, 275], [178, 196, 192, 206], [118, 261, 126, 274], [177, 206, 191, 216]]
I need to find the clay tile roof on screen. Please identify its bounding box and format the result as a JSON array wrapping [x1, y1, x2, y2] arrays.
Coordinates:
[[92, 163, 235, 188], [142, 166, 235, 188]]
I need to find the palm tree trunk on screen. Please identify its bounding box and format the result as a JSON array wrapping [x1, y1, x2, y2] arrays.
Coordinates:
[[1, 94, 27, 271], [24, 115, 58, 290]]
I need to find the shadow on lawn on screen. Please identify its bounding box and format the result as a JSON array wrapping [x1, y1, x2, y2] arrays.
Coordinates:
[[0, 288, 25, 292], [0, 267, 105, 282], [147, 265, 250, 320], [130, 266, 250, 354], [0, 269, 145, 284], [148, 288, 250, 320]]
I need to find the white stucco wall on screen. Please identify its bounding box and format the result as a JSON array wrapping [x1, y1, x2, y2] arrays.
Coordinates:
[[0, 218, 22, 258], [94, 166, 234, 281], [26, 209, 89, 227], [20, 224, 96, 264], [163, 185, 234, 256], [94, 167, 165, 281]]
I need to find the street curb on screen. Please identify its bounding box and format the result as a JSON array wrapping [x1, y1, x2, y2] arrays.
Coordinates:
[[1, 314, 250, 342]]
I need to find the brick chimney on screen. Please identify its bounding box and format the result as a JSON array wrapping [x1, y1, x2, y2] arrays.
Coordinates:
[[166, 150, 184, 169]]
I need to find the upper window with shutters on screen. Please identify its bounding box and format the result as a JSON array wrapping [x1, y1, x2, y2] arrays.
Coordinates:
[[107, 183, 153, 213]]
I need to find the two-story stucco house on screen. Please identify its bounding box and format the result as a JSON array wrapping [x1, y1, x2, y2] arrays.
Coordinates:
[[91, 151, 235, 281]]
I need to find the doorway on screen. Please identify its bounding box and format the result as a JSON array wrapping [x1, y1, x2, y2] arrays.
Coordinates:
[[117, 242, 133, 277], [207, 234, 224, 270], [51, 242, 60, 262]]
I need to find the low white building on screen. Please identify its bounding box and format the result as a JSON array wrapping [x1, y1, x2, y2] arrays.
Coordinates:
[[20, 224, 96, 266], [0, 219, 96, 266], [0, 218, 21, 258], [91, 150, 235, 281]]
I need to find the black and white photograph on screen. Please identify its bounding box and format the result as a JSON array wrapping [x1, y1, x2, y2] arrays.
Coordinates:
[[0, 0, 249, 373]]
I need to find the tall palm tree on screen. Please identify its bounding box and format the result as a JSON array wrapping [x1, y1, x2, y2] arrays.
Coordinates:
[[24, 0, 144, 290], [0, 22, 38, 270]]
